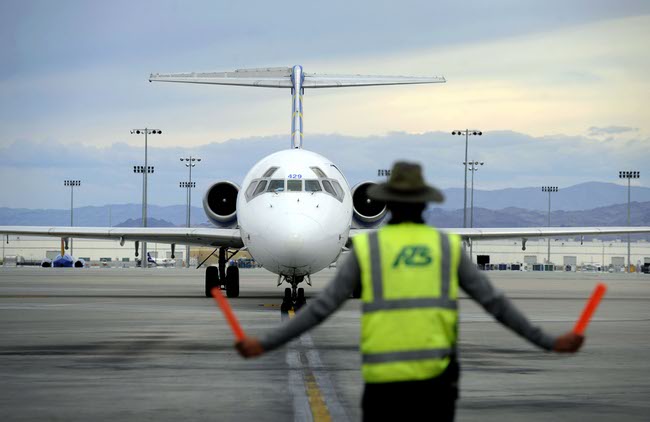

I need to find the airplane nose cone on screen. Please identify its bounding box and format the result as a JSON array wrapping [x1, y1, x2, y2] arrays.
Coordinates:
[[277, 214, 324, 268]]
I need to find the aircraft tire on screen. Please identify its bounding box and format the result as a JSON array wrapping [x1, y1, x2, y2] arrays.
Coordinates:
[[281, 288, 293, 312], [205, 266, 219, 297], [226, 266, 240, 298], [294, 288, 306, 311]]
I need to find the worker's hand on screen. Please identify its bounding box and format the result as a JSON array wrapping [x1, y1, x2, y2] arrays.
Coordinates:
[[553, 331, 585, 353], [235, 337, 265, 358]]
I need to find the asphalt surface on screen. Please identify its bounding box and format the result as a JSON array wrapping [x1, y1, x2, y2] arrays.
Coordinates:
[[0, 267, 649, 421]]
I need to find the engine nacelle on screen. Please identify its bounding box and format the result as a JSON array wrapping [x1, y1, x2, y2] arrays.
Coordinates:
[[203, 181, 239, 228], [352, 181, 387, 227]]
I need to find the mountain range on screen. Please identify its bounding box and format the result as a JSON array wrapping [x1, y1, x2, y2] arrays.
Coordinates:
[[437, 181, 650, 211], [0, 182, 648, 231]]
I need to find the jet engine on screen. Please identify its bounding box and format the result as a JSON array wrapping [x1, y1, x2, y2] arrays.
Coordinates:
[[203, 181, 239, 227], [351, 181, 387, 227]]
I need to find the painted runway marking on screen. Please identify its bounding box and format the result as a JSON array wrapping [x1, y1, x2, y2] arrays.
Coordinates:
[[284, 310, 348, 422]]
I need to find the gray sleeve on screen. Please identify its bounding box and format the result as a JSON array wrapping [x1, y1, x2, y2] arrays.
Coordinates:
[[458, 252, 556, 351], [259, 250, 361, 352]]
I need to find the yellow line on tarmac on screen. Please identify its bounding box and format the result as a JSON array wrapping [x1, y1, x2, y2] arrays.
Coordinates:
[[287, 309, 332, 422]]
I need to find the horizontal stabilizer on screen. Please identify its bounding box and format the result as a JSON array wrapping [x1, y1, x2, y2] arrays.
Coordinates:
[[150, 67, 293, 88], [302, 73, 445, 88], [150, 67, 446, 89]]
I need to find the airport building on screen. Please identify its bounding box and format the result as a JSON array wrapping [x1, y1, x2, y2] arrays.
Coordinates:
[[0, 236, 254, 268], [2, 235, 650, 272], [470, 237, 650, 272]]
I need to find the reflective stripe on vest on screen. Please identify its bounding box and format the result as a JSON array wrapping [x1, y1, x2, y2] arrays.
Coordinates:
[[354, 224, 461, 384]]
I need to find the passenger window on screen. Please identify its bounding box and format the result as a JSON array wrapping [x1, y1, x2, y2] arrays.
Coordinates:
[[322, 180, 336, 196], [332, 180, 345, 199], [268, 179, 285, 192], [310, 167, 327, 178], [263, 167, 279, 177], [305, 180, 322, 192], [287, 180, 302, 192], [245, 181, 259, 198], [253, 180, 268, 195]]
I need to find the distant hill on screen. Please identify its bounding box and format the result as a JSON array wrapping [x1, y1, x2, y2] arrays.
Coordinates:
[[439, 182, 650, 211], [1, 181, 649, 232], [425, 201, 650, 235], [115, 218, 176, 228], [0, 204, 205, 227]]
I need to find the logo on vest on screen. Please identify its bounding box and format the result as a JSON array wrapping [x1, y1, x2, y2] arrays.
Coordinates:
[[393, 245, 433, 267]]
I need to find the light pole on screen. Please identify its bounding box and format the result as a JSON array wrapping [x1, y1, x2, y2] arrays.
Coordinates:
[[619, 171, 640, 272], [64, 180, 80, 256], [179, 180, 196, 267], [452, 130, 482, 228], [180, 156, 201, 268], [542, 186, 558, 265], [133, 165, 154, 266], [131, 128, 161, 269], [463, 161, 484, 260]]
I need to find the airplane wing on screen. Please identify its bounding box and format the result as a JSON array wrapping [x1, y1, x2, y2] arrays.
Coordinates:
[[0, 226, 244, 248], [149, 67, 445, 89], [350, 226, 650, 239]]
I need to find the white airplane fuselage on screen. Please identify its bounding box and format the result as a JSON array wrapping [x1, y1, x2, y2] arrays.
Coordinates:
[[237, 149, 352, 277]]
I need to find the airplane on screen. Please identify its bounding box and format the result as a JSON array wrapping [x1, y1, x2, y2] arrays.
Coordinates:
[[136, 252, 176, 268], [40, 240, 85, 267], [1, 65, 649, 311], [41, 254, 86, 268]]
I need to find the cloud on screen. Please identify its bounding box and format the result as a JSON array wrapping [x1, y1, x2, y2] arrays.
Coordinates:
[[0, 130, 647, 209], [588, 126, 639, 136], [1, 5, 650, 147]]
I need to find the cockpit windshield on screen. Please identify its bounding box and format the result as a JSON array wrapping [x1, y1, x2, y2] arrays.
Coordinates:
[[244, 170, 345, 202], [287, 180, 302, 192], [267, 179, 284, 192], [305, 180, 322, 192]]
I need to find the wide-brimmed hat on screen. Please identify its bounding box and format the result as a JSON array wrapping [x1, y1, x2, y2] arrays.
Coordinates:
[[367, 161, 444, 203]]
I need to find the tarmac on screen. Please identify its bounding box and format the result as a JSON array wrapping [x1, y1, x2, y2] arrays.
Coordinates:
[[0, 267, 649, 421]]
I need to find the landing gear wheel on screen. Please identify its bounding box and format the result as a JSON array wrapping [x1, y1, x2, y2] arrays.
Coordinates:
[[226, 266, 240, 298], [281, 287, 293, 312], [294, 287, 306, 311], [205, 266, 219, 297]]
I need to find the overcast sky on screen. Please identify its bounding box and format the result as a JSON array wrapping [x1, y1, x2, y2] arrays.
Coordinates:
[[1, 0, 648, 208]]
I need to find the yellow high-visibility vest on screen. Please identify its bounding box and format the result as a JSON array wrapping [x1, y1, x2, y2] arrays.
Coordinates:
[[353, 223, 462, 383]]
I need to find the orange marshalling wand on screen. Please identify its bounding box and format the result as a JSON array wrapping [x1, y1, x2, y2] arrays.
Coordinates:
[[573, 283, 607, 335], [211, 287, 245, 341]]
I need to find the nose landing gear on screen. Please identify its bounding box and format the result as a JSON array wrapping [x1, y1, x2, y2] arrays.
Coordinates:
[[280, 275, 307, 312]]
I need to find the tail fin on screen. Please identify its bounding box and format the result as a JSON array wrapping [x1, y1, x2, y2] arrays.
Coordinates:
[[150, 65, 446, 148]]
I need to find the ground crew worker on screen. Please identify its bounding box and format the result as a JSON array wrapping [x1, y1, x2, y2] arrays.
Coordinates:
[[236, 161, 584, 421]]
